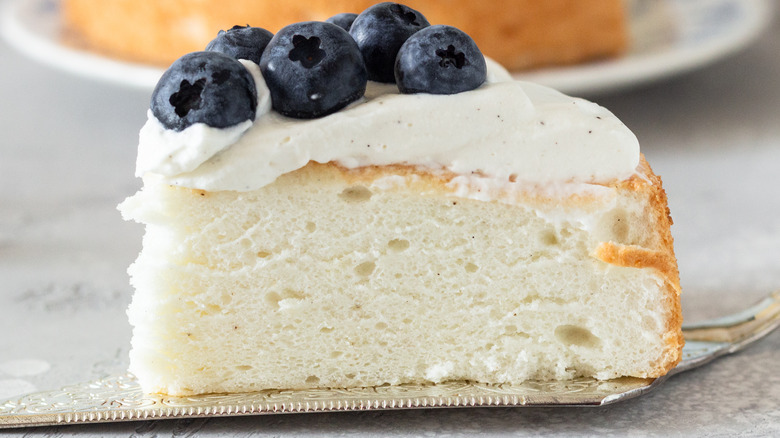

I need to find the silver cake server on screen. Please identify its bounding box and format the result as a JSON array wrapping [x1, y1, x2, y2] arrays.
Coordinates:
[[1, 290, 778, 429]]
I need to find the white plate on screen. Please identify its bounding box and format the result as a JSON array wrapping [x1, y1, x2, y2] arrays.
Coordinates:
[[514, 0, 774, 95], [0, 0, 163, 89], [0, 0, 773, 94]]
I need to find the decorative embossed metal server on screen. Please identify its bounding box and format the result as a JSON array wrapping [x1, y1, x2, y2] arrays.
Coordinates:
[[1, 290, 778, 429]]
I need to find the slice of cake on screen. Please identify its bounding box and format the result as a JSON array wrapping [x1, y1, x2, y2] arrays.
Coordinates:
[[119, 5, 682, 396]]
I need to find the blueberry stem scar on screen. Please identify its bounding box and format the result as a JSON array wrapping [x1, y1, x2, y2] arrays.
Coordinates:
[[170, 78, 206, 117], [289, 35, 326, 69]]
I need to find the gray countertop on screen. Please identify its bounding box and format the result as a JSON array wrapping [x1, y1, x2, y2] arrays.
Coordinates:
[[1, 2, 779, 437]]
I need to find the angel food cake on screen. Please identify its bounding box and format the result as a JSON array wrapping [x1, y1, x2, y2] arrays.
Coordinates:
[[62, 0, 628, 71], [119, 3, 682, 396]]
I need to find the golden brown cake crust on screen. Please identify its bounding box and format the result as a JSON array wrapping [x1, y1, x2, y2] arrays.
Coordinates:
[[594, 157, 683, 376], [62, 0, 628, 70]]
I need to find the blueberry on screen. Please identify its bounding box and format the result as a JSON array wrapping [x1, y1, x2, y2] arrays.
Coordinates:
[[205, 25, 274, 64], [151, 51, 257, 131], [325, 13, 358, 32], [349, 2, 430, 83], [395, 25, 487, 95], [259, 21, 367, 119]]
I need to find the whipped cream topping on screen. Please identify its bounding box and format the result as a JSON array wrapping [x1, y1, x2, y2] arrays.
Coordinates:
[[136, 59, 640, 192]]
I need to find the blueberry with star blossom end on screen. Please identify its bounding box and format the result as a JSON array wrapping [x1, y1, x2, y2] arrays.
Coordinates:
[[395, 25, 487, 95], [259, 21, 367, 119], [349, 2, 430, 83], [151, 51, 257, 131], [205, 25, 274, 64]]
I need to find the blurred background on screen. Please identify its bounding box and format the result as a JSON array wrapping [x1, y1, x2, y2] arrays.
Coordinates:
[[1, 0, 779, 435]]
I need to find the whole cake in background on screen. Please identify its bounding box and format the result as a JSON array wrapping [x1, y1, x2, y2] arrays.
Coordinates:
[[62, 0, 629, 71], [119, 2, 682, 396]]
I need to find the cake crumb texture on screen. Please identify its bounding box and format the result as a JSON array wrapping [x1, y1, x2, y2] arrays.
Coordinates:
[[120, 160, 681, 396]]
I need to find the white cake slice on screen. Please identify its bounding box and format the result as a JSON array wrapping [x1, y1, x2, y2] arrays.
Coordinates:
[[120, 55, 682, 396]]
